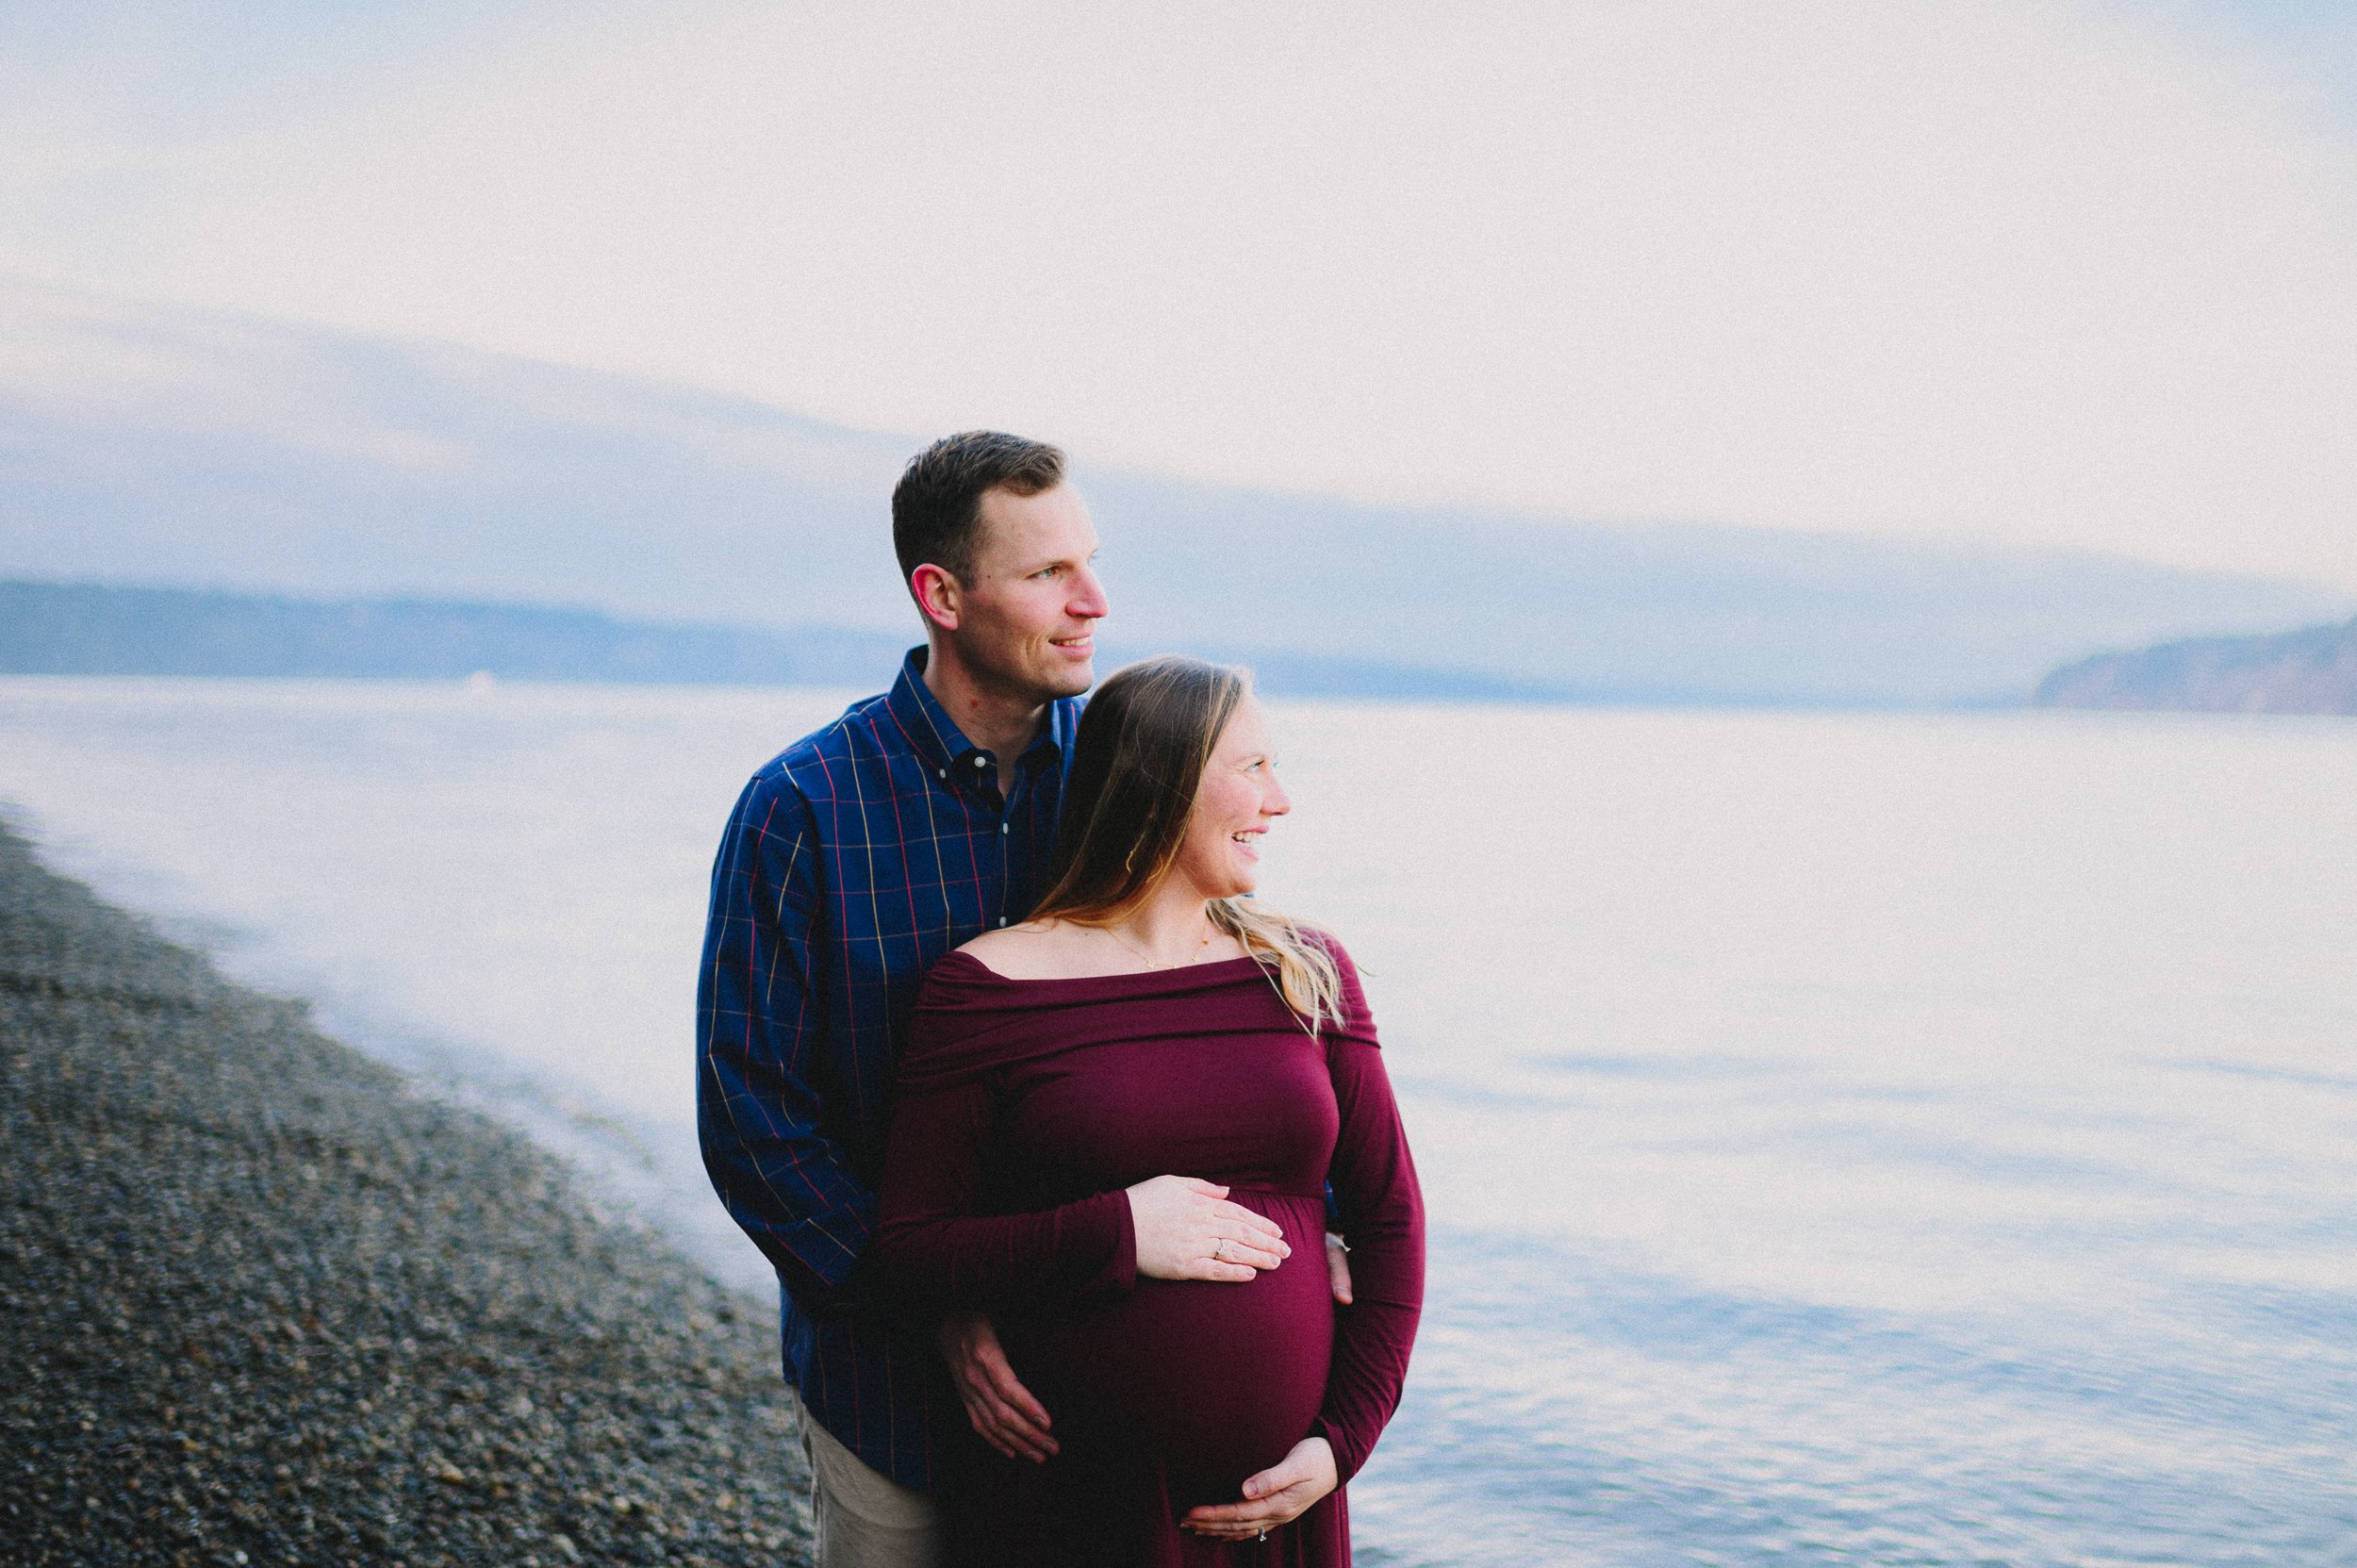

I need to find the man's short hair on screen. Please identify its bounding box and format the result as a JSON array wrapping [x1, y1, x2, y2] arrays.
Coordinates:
[[892, 431, 1067, 589]]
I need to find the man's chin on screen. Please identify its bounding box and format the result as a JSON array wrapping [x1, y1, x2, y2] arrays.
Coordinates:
[[1039, 658, 1096, 699]]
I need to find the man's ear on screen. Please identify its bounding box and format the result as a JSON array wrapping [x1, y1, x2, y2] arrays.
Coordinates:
[[911, 563, 962, 633]]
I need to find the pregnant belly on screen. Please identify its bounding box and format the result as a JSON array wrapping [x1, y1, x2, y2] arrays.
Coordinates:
[[1004, 1190, 1333, 1510]]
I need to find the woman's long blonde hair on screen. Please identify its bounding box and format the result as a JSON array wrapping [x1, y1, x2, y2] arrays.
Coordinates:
[[1030, 655, 1343, 1030]]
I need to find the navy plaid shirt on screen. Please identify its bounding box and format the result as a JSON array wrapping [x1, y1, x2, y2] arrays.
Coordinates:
[[697, 648, 1079, 1489]]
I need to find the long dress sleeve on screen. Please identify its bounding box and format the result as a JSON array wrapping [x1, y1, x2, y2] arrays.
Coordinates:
[[874, 989, 1139, 1315], [1310, 941, 1426, 1483]]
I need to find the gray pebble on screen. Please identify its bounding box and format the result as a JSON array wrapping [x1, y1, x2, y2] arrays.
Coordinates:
[[0, 824, 816, 1566]]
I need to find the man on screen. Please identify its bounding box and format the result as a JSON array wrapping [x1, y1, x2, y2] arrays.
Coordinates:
[[698, 432, 1350, 1564]]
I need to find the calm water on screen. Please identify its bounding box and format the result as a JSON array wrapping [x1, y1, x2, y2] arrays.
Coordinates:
[[4, 677, 2354, 1566]]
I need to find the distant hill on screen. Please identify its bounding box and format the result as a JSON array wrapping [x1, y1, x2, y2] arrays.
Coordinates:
[[5, 278, 2350, 706], [0, 580, 904, 685], [0, 579, 1587, 701], [2035, 615, 2357, 715]]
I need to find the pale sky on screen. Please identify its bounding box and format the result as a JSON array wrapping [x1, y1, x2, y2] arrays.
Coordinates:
[[6, 0, 2357, 586]]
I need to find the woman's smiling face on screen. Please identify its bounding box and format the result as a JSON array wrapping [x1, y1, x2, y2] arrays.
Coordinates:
[[1175, 696, 1290, 900]]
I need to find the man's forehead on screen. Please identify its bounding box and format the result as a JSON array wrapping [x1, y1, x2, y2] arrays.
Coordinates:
[[974, 484, 1096, 564]]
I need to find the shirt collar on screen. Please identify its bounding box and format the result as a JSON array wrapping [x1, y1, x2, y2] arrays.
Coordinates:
[[886, 647, 1078, 782]]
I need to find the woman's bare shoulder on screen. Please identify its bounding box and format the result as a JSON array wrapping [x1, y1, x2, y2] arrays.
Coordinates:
[[955, 918, 1121, 981], [956, 920, 1076, 979]]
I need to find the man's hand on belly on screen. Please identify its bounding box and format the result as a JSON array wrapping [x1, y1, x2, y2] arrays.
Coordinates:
[[937, 1312, 1059, 1463], [1326, 1231, 1353, 1305], [1181, 1435, 1339, 1541]]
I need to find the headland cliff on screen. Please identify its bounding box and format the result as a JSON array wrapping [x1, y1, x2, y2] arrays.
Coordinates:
[[2035, 614, 2357, 715]]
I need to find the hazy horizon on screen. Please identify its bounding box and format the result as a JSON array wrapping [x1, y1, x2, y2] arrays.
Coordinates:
[[8, 282, 2349, 707]]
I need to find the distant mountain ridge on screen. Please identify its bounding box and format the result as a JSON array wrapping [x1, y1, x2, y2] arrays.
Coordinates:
[[5, 278, 2349, 706], [2035, 615, 2357, 715], [0, 580, 901, 686], [0, 579, 1590, 701]]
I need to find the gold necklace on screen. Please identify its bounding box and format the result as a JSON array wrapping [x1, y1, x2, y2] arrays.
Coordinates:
[[1108, 919, 1216, 970]]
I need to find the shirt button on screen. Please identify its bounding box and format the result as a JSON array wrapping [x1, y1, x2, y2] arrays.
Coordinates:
[[998, 916, 1009, 927], [1000, 821, 1009, 834], [973, 756, 987, 767], [936, 768, 946, 780]]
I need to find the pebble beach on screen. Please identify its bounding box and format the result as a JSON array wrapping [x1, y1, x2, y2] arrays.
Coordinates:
[[0, 824, 815, 1567]]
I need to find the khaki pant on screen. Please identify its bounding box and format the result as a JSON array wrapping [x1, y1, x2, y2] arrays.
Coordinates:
[[789, 1386, 944, 1568]]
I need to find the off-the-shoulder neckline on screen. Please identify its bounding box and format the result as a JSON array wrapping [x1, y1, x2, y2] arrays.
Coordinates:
[[935, 949, 1269, 985]]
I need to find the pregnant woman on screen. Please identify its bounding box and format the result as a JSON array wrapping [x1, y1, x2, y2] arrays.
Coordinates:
[[875, 655, 1425, 1565]]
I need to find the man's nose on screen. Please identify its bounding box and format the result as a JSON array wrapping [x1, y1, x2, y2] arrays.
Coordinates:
[[1069, 565, 1110, 620]]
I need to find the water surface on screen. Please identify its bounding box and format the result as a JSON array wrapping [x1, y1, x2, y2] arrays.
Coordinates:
[[4, 678, 2352, 1565]]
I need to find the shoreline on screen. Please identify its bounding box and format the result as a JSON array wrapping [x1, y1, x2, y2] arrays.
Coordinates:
[[0, 823, 814, 1566]]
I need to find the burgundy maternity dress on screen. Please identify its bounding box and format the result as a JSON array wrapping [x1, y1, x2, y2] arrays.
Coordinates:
[[876, 939, 1425, 1567]]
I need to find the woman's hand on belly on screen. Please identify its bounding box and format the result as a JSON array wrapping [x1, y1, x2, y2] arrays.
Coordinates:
[[1126, 1175, 1292, 1280], [1179, 1436, 1338, 1541]]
